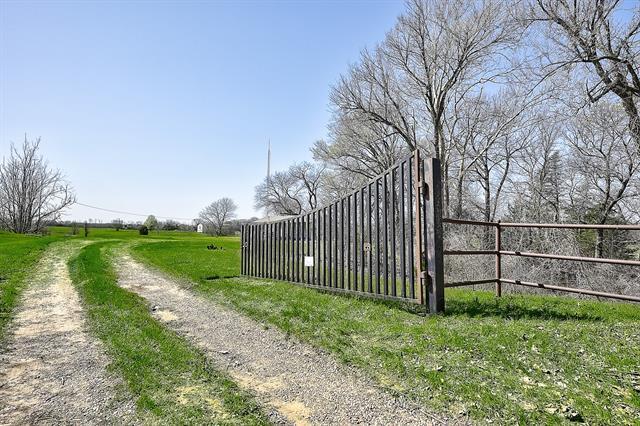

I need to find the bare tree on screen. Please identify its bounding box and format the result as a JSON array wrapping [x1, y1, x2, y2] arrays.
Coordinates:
[[387, 0, 522, 157], [316, 169, 368, 206], [447, 87, 543, 218], [289, 162, 325, 211], [254, 162, 325, 215], [331, 48, 418, 150], [330, 0, 525, 211], [315, 114, 408, 176], [199, 197, 238, 235], [565, 102, 640, 257], [510, 122, 565, 223], [0, 137, 75, 233], [534, 0, 640, 146]]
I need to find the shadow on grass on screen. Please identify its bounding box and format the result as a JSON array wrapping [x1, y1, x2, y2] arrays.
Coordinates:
[[443, 295, 604, 321], [342, 291, 606, 321], [223, 276, 431, 315], [220, 276, 630, 322]]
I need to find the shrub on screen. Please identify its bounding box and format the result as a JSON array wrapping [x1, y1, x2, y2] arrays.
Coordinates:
[[139, 225, 149, 235]]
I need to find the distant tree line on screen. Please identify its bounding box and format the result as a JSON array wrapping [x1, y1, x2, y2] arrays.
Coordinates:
[[0, 140, 248, 238], [37, 206, 251, 237]]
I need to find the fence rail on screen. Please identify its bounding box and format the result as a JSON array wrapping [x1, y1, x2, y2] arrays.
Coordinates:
[[241, 151, 445, 313], [442, 218, 640, 303]]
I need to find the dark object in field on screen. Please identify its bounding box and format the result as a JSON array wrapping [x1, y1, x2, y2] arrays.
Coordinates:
[[84, 222, 89, 237], [207, 244, 224, 250], [203, 275, 234, 280], [139, 225, 149, 236]]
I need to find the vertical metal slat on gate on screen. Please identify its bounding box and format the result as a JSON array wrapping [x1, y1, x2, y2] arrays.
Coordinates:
[[240, 151, 445, 313]]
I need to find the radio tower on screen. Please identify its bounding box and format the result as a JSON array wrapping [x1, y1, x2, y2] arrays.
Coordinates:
[[267, 139, 271, 182]]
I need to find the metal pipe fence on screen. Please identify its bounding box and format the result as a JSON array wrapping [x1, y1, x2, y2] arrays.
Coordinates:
[[442, 218, 640, 303]]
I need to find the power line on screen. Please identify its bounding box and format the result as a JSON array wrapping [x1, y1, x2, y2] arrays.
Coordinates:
[[72, 201, 194, 221]]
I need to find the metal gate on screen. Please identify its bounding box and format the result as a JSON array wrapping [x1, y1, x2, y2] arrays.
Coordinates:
[[241, 151, 444, 313]]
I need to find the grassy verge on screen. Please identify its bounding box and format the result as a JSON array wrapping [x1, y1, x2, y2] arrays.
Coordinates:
[[0, 232, 60, 340], [68, 242, 270, 425], [133, 237, 640, 424]]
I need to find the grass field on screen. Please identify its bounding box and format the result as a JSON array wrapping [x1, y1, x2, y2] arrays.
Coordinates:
[[68, 241, 269, 425], [0, 231, 62, 340], [0, 226, 209, 341], [3, 228, 640, 423], [47, 226, 206, 240], [133, 236, 640, 425]]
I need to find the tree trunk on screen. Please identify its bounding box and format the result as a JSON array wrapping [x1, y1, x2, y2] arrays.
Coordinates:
[[483, 175, 491, 223], [443, 162, 450, 217], [595, 228, 604, 258], [454, 181, 464, 219], [483, 168, 492, 248], [613, 88, 640, 152]]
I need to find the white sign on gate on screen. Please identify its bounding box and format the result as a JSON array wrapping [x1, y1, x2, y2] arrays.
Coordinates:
[[304, 256, 314, 267]]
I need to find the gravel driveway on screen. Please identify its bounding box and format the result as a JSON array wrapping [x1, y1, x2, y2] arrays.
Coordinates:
[[115, 253, 452, 426], [0, 242, 136, 425]]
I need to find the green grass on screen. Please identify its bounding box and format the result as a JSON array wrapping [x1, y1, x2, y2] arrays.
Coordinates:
[[68, 241, 270, 425], [0, 226, 209, 340], [0, 231, 62, 340], [133, 236, 640, 425], [133, 238, 240, 280]]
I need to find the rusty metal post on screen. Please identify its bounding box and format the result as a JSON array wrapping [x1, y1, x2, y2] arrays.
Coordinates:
[[425, 157, 445, 314], [412, 151, 425, 305], [495, 222, 502, 297]]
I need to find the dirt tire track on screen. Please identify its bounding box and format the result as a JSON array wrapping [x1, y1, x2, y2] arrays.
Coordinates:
[[116, 253, 452, 426], [0, 242, 136, 425]]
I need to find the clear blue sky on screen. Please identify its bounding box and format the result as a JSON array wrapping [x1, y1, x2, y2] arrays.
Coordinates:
[[0, 0, 405, 222]]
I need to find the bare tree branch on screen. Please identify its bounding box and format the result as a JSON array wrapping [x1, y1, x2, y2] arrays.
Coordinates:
[[0, 136, 75, 233]]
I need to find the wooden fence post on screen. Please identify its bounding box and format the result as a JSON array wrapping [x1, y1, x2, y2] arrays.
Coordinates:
[[425, 157, 445, 314]]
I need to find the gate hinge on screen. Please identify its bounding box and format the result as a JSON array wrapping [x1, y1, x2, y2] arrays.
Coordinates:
[[418, 180, 430, 200]]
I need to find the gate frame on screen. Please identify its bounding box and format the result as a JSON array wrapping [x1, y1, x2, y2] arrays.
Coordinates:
[[241, 150, 445, 314]]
